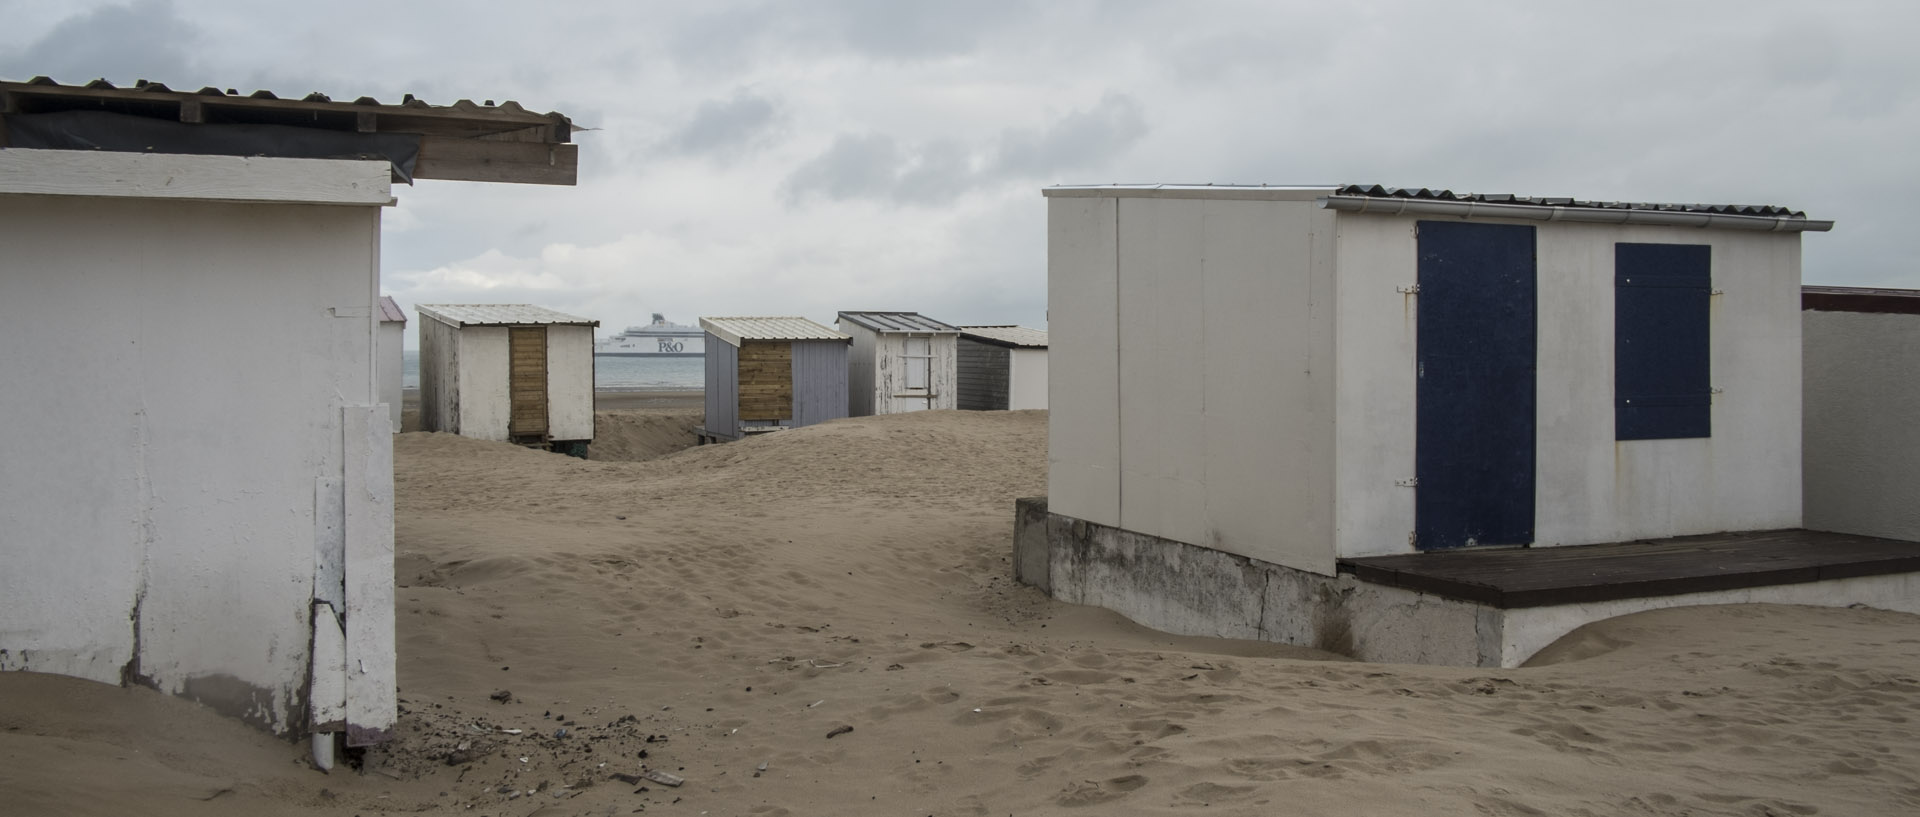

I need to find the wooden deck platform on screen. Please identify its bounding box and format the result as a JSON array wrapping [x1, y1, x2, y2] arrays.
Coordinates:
[[1338, 529, 1920, 609]]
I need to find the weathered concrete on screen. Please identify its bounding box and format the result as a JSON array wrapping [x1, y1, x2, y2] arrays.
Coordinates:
[[1021, 505, 1920, 667], [1013, 497, 1051, 593]]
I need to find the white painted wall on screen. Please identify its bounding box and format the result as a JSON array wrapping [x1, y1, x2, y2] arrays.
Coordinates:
[[418, 315, 461, 434], [546, 324, 596, 441], [1804, 310, 1920, 541], [453, 326, 511, 441], [869, 333, 957, 414], [1332, 215, 1804, 558], [1008, 348, 1049, 410], [1047, 196, 1121, 527], [1047, 192, 1337, 573], [0, 154, 392, 737], [378, 319, 404, 432]]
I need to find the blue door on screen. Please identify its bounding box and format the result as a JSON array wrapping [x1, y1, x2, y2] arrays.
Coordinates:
[[1415, 221, 1537, 550]]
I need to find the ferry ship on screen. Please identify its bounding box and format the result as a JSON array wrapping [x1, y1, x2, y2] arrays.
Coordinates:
[[594, 313, 705, 357]]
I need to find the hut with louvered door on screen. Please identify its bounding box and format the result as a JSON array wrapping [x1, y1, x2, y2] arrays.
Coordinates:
[[417, 304, 599, 455], [697, 317, 851, 444], [837, 311, 961, 415]]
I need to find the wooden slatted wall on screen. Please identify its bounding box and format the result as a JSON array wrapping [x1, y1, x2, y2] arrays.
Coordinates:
[[508, 326, 549, 437], [737, 340, 793, 421]]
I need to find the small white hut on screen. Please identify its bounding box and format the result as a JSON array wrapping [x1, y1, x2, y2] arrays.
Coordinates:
[[698, 317, 851, 443], [836, 311, 961, 415], [957, 326, 1049, 411], [1017, 183, 1920, 668], [0, 76, 581, 764], [417, 304, 599, 456], [378, 296, 407, 432]]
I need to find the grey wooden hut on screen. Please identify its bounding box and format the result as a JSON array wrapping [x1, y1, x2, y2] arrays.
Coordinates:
[[698, 316, 851, 443], [957, 326, 1049, 411], [836, 311, 961, 415]]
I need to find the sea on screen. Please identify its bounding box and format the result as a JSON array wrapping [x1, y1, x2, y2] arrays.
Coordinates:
[[402, 351, 705, 391]]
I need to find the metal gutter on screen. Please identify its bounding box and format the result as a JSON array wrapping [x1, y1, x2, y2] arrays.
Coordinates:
[[1316, 195, 1834, 232]]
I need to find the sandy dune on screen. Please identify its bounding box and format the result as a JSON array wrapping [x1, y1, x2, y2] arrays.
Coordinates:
[[4, 408, 1919, 816]]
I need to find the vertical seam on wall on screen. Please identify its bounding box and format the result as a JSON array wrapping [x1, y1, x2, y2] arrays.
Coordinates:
[[1113, 197, 1124, 519]]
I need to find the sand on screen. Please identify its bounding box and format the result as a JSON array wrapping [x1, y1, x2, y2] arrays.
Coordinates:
[[5, 407, 1920, 816]]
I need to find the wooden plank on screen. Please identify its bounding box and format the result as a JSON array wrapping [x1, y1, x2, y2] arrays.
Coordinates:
[[0, 148, 391, 205], [1338, 529, 1920, 609], [737, 341, 793, 421], [508, 327, 548, 437], [415, 135, 578, 185], [343, 406, 395, 746]]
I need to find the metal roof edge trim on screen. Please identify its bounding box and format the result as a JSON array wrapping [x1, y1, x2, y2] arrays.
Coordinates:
[[699, 316, 851, 347], [1317, 194, 1834, 233], [414, 304, 597, 327], [1043, 184, 1335, 202]]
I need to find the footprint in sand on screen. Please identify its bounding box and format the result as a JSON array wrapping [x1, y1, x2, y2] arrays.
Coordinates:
[[1054, 774, 1148, 807], [1175, 781, 1257, 804]]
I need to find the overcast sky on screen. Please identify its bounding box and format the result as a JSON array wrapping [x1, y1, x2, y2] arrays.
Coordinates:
[[5, 1, 1914, 345]]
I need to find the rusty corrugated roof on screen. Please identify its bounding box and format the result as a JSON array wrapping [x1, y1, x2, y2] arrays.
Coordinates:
[[0, 76, 579, 185], [1335, 185, 1808, 219]]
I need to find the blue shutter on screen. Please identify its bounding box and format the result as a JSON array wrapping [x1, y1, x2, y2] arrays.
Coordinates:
[[1615, 243, 1711, 440]]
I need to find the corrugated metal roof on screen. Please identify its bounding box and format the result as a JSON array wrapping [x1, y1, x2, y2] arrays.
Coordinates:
[[377, 296, 406, 324], [959, 325, 1048, 348], [836, 311, 961, 334], [1, 76, 579, 185], [416, 304, 597, 327], [1334, 185, 1808, 218], [2, 76, 573, 131], [699, 316, 850, 346]]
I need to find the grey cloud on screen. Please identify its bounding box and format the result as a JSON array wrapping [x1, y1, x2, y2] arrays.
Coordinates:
[[667, 0, 1033, 73], [993, 93, 1147, 177], [662, 89, 782, 158], [783, 94, 1149, 206], [0, 1, 199, 85], [781, 133, 904, 204]]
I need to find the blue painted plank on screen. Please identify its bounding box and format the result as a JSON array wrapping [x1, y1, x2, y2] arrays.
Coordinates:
[[1415, 220, 1538, 550], [1615, 243, 1711, 440]]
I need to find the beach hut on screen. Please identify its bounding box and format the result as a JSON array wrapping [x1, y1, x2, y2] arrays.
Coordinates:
[[697, 317, 851, 443], [379, 296, 407, 432], [416, 304, 599, 455], [1018, 183, 1920, 668], [1802, 286, 1920, 542], [836, 311, 961, 415], [0, 76, 580, 760], [956, 326, 1049, 411]]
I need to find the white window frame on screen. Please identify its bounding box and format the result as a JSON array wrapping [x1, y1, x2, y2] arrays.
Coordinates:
[[902, 335, 932, 391]]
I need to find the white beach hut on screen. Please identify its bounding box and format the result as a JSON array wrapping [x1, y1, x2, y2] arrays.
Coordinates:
[[417, 304, 599, 455], [1018, 183, 1920, 668], [697, 316, 852, 443], [837, 311, 961, 415], [379, 296, 407, 432], [0, 76, 581, 760], [1802, 286, 1920, 542], [957, 326, 1049, 411]]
